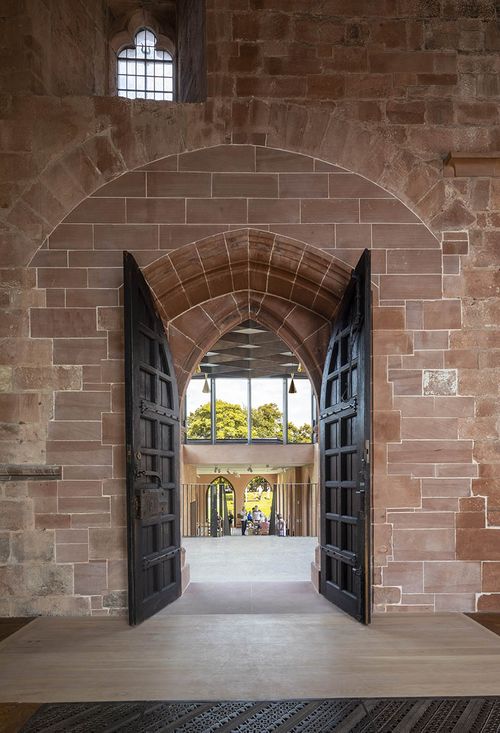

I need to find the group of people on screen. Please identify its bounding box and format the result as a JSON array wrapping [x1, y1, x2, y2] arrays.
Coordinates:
[[238, 506, 286, 536]]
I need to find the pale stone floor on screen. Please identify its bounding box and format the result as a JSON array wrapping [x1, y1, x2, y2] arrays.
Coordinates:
[[182, 535, 318, 582], [2, 537, 500, 702]]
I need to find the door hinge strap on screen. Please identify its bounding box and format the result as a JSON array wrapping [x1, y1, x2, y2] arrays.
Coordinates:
[[143, 547, 179, 570], [320, 397, 357, 419], [321, 545, 357, 566]]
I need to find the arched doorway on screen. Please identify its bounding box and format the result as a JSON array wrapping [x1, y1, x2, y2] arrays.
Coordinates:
[[244, 476, 273, 535], [206, 477, 235, 537]]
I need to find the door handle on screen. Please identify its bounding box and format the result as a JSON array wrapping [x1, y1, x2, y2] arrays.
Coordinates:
[[134, 469, 162, 486]]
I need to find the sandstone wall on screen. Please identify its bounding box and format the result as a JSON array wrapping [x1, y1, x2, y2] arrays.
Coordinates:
[[0, 0, 499, 615]]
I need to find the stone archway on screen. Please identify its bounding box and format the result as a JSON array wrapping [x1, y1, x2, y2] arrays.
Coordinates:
[[144, 229, 352, 397]]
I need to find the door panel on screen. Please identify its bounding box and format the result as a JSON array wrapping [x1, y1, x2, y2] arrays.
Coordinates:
[[124, 251, 181, 625], [319, 250, 371, 624]]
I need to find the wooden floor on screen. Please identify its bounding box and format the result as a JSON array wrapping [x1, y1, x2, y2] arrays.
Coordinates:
[[2, 608, 500, 703]]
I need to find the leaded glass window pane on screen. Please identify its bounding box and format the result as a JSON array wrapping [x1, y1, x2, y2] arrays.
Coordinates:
[[117, 28, 174, 101]]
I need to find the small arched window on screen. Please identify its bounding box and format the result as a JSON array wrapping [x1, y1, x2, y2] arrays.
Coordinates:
[[117, 28, 174, 101]]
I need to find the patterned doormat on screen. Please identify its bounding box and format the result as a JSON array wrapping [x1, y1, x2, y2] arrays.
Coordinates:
[[19, 698, 500, 733]]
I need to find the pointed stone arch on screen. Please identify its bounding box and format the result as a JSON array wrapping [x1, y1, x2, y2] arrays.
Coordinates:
[[144, 229, 352, 397]]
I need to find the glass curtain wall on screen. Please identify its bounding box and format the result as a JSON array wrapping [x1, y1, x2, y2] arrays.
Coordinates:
[[185, 377, 314, 444]]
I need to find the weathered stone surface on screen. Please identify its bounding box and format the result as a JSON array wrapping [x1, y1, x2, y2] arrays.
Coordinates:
[[0, 500, 33, 530], [0, 532, 10, 562], [10, 530, 55, 563], [423, 369, 458, 396]]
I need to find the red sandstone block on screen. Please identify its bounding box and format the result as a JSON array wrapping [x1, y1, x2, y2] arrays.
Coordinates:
[[127, 199, 185, 224], [179, 145, 255, 172], [87, 268, 123, 288], [31, 309, 98, 338], [389, 440, 473, 464], [92, 173, 146, 198], [58, 496, 110, 513], [45, 290, 65, 306], [457, 529, 500, 560], [57, 481, 103, 499], [361, 199, 420, 223], [386, 100, 425, 124], [49, 421, 101, 441], [301, 199, 359, 223], [369, 51, 435, 73], [388, 369, 422, 395], [443, 240, 468, 255], [401, 418, 458, 440], [328, 173, 387, 198], [424, 562, 480, 593], [35, 513, 71, 529], [393, 528, 455, 561], [102, 413, 125, 445], [383, 562, 423, 593], [423, 300, 462, 329], [56, 544, 89, 563], [401, 350, 444, 370], [372, 223, 439, 249], [335, 223, 371, 248], [373, 306, 405, 330], [65, 198, 126, 224], [279, 174, 328, 199], [422, 478, 470, 497], [74, 561, 107, 595], [413, 331, 449, 350], [63, 466, 113, 480], [38, 267, 87, 288], [388, 512, 454, 529], [387, 250, 442, 274], [345, 73, 393, 98], [256, 147, 313, 172], [270, 224, 335, 248], [55, 529, 89, 544], [66, 288, 118, 307], [30, 250, 68, 268], [94, 224, 158, 250], [187, 198, 247, 224], [483, 562, 500, 592], [306, 74, 345, 100], [138, 155, 178, 172], [47, 441, 113, 466], [69, 251, 122, 268], [249, 199, 300, 223], [54, 391, 110, 420], [213, 173, 278, 198], [380, 275, 442, 300], [373, 331, 412, 355], [53, 338, 107, 365], [48, 224, 93, 250]]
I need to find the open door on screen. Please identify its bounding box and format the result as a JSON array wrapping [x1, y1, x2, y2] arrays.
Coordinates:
[[123, 251, 181, 625], [319, 250, 371, 624]]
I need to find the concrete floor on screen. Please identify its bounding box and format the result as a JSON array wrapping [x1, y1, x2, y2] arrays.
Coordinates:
[[182, 535, 317, 582]]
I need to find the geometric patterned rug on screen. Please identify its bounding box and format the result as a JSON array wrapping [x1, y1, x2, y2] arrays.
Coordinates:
[[19, 697, 500, 732]]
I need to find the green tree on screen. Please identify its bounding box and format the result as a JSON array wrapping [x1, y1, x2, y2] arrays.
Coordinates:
[[186, 400, 248, 440], [186, 399, 311, 442], [251, 402, 283, 439], [287, 421, 312, 443]]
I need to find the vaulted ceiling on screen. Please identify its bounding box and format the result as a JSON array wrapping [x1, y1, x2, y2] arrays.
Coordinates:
[[197, 320, 303, 380]]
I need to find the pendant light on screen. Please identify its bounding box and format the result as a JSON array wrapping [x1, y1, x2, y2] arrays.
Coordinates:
[[288, 372, 297, 394], [202, 373, 210, 394]]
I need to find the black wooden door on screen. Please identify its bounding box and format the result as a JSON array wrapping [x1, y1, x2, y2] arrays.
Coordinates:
[[123, 251, 181, 626], [319, 250, 371, 624]]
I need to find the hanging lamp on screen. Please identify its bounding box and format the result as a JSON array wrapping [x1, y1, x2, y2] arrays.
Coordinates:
[[288, 372, 297, 394], [202, 373, 210, 393]]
